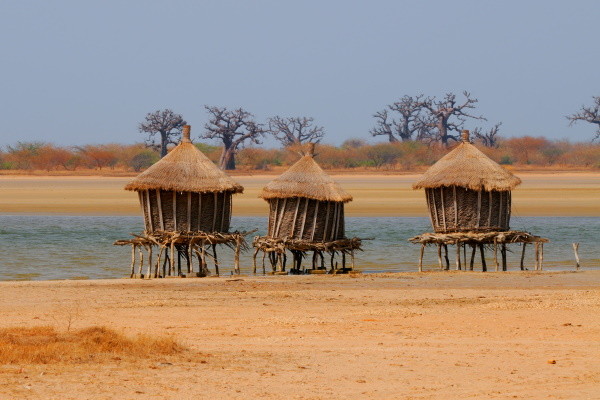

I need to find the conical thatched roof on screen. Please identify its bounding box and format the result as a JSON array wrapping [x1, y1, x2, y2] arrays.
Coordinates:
[[124, 126, 243, 193], [413, 131, 521, 191], [260, 146, 352, 202]]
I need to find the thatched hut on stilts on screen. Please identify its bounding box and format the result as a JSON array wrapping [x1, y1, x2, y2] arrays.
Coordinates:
[[114, 125, 250, 278], [409, 130, 548, 272], [252, 144, 362, 274]]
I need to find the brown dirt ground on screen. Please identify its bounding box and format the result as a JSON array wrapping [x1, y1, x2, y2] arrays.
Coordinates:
[[0, 271, 599, 399], [0, 172, 599, 216]]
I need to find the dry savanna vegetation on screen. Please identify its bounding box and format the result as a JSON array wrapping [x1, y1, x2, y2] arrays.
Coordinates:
[[0, 136, 599, 174], [0, 326, 183, 365]]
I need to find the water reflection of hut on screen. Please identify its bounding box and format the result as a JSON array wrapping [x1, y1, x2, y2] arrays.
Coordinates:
[[115, 126, 249, 278], [409, 130, 547, 272], [253, 144, 362, 274]]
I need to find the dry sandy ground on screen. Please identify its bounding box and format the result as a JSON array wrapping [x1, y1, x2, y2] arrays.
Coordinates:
[[0, 271, 598, 399], [0, 172, 599, 216]]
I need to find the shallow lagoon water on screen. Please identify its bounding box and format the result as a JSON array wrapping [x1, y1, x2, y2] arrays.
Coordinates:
[[0, 215, 598, 280]]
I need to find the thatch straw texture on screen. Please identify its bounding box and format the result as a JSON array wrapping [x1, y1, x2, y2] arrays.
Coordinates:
[[124, 142, 243, 194], [260, 155, 352, 202], [413, 141, 521, 191]]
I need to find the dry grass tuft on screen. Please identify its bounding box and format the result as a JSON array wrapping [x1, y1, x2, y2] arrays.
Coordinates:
[[0, 326, 183, 364]]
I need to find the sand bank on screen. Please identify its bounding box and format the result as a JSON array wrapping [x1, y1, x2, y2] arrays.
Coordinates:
[[0, 271, 598, 399], [0, 172, 599, 216]]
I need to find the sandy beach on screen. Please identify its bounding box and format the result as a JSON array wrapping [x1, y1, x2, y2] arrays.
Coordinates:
[[0, 172, 599, 216], [0, 271, 598, 399]]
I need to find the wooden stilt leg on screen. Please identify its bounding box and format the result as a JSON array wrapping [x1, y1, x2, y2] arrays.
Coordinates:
[[494, 240, 499, 272], [539, 243, 544, 271], [234, 238, 241, 275], [534, 242, 539, 271], [139, 246, 144, 276], [177, 249, 182, 276], [572, 243, 580, 270], [169, 241, 175, 276], [350, 249, 355, 270], [330, 252, 335, 271], [419, 244, 425, 272], [163, 252, 169, 277], [187, 244, 193, 275], [455, 243, 461, 270], [520, 243, 526, 271], [200, 242, 207, 276], [146, 245, 153, 279], [501, 243, 507, 271], [437, 244, 443, 270], [212, 244, 219, 276], [470, 244, 476, 271], [155, 246, 162, 278], [130, 245, 136, 278], [479, 244, 487, 272], [443, 245, 449, 270], [252, 248, 259, 274]]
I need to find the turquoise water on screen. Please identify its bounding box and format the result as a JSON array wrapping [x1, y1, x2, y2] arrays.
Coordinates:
[[0, 215, 597, 280]]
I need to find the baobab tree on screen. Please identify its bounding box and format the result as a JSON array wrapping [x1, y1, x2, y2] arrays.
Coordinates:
[[268, 116, 325, 147], [567, 96, 600, 141], [202, 106, 265, 170], [370, 95, 430, 142], [473, 122, 502, 148], [420, 92, 486, 146], [139, 109, 187, 157]]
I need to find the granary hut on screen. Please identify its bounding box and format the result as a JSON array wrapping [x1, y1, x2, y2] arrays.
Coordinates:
[[413, 130, 521, 233], [116, 125, 248, 279], [260, 144, 352, 242], [253, 144, 361, 274], [124, 125, 243, 234]]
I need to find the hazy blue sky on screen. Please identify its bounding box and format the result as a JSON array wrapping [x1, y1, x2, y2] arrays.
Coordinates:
[[1, 0, 598, 147]]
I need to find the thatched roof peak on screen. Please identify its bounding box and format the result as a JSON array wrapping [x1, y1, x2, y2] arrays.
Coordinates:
[[260, 152, 352, 203], [124, 127, 243, 194], [413, 131, 521, 191]]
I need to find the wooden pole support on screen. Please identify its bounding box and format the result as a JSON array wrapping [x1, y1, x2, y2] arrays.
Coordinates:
[[443, 244, 450, 270], [130, 245, 136, 278], [520, 243, 527, 271], [572, 243, 581, 270], [494, 239, 499, 272], [418, 244, 425, 272], [479, 244, 487, 272]]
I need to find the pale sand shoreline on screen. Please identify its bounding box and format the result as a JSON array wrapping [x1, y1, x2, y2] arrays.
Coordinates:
[[0, 172, 599, 216], [1, 271, 599, 399]]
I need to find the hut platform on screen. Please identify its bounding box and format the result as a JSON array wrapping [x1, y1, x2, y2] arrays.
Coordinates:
[[252, 236, 363, 275], [114, 230, 254, 279], [409, 230, 549, 272]]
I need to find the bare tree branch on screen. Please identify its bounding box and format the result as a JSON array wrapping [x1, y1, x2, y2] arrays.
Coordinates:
[[473, 122, 502, 148], [202, 106, 265, 170], [567, 96, 600, 141], [268, 116, 325, 146], [419, 91, 487, 146], [139, 109, 187, 158], [370, 95, 431, 142]]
